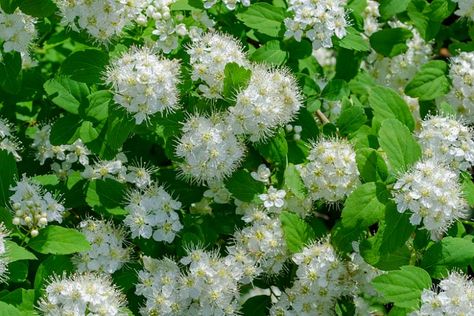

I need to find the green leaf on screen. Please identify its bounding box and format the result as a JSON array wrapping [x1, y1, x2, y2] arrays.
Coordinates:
[[336, 27, 370, 52], [0, 150, 17, 207], [33, 174, 59, 187], [280, 211, 315, 253], [254, 129, 288, 166], [285, 38, 312, 61], [19, 0, 57, 17], [225, 170, 265, 202], [372, 266, 432, 309], [222, 63, 252, 100], [113, 263, 140, 292], [428, 0, 456, 22], [250, 40, 288, 66], [355, 148, 389, 183], [170, 0, 203, 10], [283, 164, 306, 199], [379, 0, 411, 20], [103, 111, 135, 152], [369, 86, 416, 131], [85, 179, 128, 216], [85, 90, 110, 122], [333, 182, 390, 252], [0, 0, 19, 13], [7, 261, 28, 283], [378, 119, 421, 173], [360, 237, 411, 270], [236, 3, 285, 37], [379, 203, 415, 254], [341, 182, 390, 229], [336, 105, 367, 136], [321, 79, 350, 101], [298, 73, 319, 97], [5, 241, 37, 262], [406, 0, 454, 40], [461, 172, 474, 208], [241, 295, 271, 316], [370, 28, 413, 57], [347, 0, 368, 15], [420, 236, 474, 278], [49, 115, 81, 145], [28, 225, 90, 255], [0, 288, 36, 314], [61, 50, 109, 84], [405, 60, 450, 101], [0, 51, 22, 94], [335, 48, 365, 81], [0, 302, 21, 316], [78, 120, 99, 143], [43, 77, 90, 114]]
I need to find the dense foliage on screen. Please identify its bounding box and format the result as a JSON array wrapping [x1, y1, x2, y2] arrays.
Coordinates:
[[1, 0, 474, 315]]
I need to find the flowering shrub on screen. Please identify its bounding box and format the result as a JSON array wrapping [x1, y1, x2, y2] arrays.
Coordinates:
[[1, 0, 474, 315]]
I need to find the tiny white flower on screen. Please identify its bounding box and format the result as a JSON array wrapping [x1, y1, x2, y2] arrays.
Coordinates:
[[251, 164, 271, 183], [259, 186, 286, 210]]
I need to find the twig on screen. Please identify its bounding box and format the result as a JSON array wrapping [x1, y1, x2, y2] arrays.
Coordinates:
[[315, 109, 330, 125]]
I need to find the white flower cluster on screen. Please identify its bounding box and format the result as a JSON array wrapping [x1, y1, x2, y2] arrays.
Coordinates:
[[284, 192, 314, 218], [135, 256, 182, 315], [32, 125, 90, 170], [32, 124, 155, 187], [230, 206, 288, 275], [136, 250, 241, 315], [10, 176, 65, 236], [284, 0, 348, 49], [187, 32, 248, 99], [73, 218, 130, 274], [313, 47, 337, 70], [322, 99, 343, 120], [297, 139, 360, 202], [370, 23, 432, 91], [417, 116, 474, 171], [393, 159, 467, 240], [446, 51, 474, 122], [270, 240, 350, 315], [0, 8, 36, 55], [105, 46, 181, 124], [453, 0, 474, 21], [82, 158, 127, 181], [38, 272, 127, 316], [362, 0, 381, 36], [203, 0, 250, 10], [0, 224, 8, 283], [0, 117, 21, 161], [228, 66, 302, 142], [346, 244, 383, 315], [203, 180, 232, 204], [412, 272, 474, 316], [175, 114, 245, 184], [141, 1, 215, 53], [54, 0, 143, 42], [139, 0, 183, 53], [124, 184, 183, 243]]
